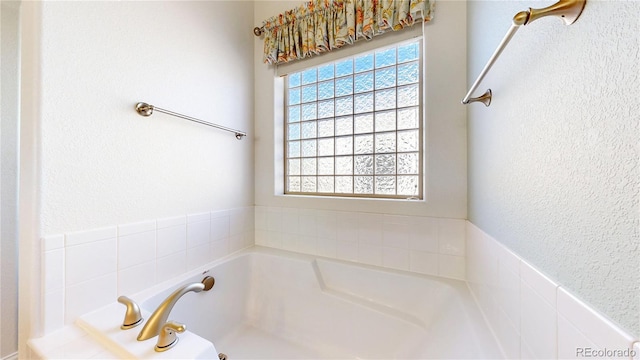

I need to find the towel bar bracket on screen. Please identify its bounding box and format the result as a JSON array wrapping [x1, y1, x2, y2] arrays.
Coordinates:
[[526, 0, 586, 26], [465, 89, 492, 107]]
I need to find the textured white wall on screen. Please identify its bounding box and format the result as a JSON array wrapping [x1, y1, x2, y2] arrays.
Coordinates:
[[38, 1, 255, 235], [254, 0, 468, 219], [467, 0, 639, 336]]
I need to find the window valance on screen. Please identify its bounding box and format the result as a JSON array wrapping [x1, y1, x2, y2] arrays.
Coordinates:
[[260, 0, 435, 65]]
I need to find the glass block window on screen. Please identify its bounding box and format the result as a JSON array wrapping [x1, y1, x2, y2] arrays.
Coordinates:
[[285, 40, 423, 199]]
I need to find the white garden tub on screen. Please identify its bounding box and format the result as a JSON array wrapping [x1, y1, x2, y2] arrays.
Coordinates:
[[80, 247, 502, 359]]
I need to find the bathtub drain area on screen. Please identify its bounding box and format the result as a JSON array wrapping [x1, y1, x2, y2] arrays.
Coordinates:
[[216, 324, 343, 359]]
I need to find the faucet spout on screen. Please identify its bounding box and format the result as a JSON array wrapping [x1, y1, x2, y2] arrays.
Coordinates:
[[137, 276, 215, 341]]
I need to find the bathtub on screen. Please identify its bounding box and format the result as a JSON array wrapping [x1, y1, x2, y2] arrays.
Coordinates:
[[79, 246, 502, 359]]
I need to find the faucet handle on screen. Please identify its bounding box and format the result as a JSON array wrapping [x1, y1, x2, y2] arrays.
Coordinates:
[[117, 296, 144, 330], [155, 321, 186, 352]]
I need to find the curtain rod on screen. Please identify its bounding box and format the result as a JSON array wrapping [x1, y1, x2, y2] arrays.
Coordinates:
[[135, 102, 247, 140], [462, 0, 586, 107]]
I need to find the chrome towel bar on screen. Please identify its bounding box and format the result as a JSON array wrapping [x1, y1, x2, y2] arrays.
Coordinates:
[[135, 102, 247, 140], [462, 0, 586, 107]]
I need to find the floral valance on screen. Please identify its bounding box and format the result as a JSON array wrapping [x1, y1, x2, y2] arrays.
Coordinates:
[[261, 0, 435, 65]]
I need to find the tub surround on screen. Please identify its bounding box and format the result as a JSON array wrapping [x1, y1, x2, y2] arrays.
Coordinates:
[[255, 206, 467, 281], [31, 215, 639, 359], [467, 221, 638, 359], [39, 207, 254, 337]]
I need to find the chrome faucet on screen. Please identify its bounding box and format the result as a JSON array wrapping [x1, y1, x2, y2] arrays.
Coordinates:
[[137, 276, 215, 341]]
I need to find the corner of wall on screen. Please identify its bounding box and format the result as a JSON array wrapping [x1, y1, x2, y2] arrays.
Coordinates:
[[466, 220, 639, 359], [17, 0, 44, 356]]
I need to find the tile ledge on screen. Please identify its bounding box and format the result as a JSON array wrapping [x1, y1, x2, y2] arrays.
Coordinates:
[[28, 325, 115, 360], [557, 286, 638, 349]]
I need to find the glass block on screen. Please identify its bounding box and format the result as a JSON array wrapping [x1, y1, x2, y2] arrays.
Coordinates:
[[375, 176, 396, 195], [335, 59, 353, 77], [375, 132, 396, 153], [354, 176, 373, 194], [397, 152, 419, 174], [285, 42, 425, 198], [397, 107, 419, 130], [318, 99, 335, 119], [301, 121, 317, 139], [354, 155, 374, 175], [289, 88, 301, 105], [318, 157, 334, 175], [288, 176, 300, 192], [335, 156, 353, 175], [288, 123, 300, 140], [301, 139, 317, 157], [318, 138, 334, 156], [318, 64, 334, 81], [397, 130, 419, 152], [301, 85, 317, 104], [335, 176, 353, 193], [355, 71, 374, 93], [354, 92, 373, 114], [318, 80, 335, 100], [375, 67, 396, 89], [335, 96, 353, 116], [335, 136, 353, 155], [354, 113, 373, 134], [301, 158, 316, 175], [375, 110, 396, 132], [335, 116, 353, 135], [375, 89, 396, 111], [397, 84, 419, 108], [317, 119, 334, 137], [335, 77, 353, 97], [375, 48, 396, 68], [375, 154, 395, 174], [397, 176, 419, 196], [398, 42, 419, 63], [355, 53, 374, 73], [288, 140, 300, 158], [288, 72, 301, 88], [288, 106, 300, 122], [288, 159, 300, 175], [302, 68, 317, 84], [318, 176, 334, 193], [397, 62, 419, 85], [302, 176, 317, 192], [301, 103, 317, 121], [354, 134, 373, 154]]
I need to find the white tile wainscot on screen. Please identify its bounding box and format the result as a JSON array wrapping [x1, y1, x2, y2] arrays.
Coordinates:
[[39, 206, 254, 337], [466, 221, 639, 359], [255, 206, 466, 280]]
